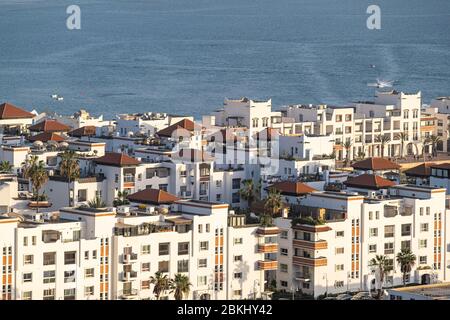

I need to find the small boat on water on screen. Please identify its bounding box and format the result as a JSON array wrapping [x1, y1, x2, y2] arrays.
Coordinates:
[[51, 94, 58, 99], [56, 96, 64, 101]]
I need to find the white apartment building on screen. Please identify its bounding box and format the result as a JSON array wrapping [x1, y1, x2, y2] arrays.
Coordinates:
[[275, 184, 449, 298], [0, 199, 277, 300]]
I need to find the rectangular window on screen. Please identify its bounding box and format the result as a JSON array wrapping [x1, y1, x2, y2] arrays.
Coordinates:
[[141, 245, 151, 255], [141, 262, 150, 272], [232, 178, 241, 189], [234, 272, 243, 279], [420, 223, 429, 232], [234, 255, 243, 262], [23, 273, 32, 283], [178, 242, 189, 255], [141, 280, 150, 290], [158, 261, 169, 273], [159, 243, 170, 256], [384, 225, 395, 238], [419, 256, 427, 264], [369, 244, 377, 253], [384, 242, 394, 254], [280, 248, 288, 256], [198, 276, 207, 286], [336, 231, 344, 238], [335, 264, 344, 271], [335, 247, 344, 254], [84, 251, 89, 260], [64, 270, 76, 283], [64, 251, 76, 265], [43, 252, 56, 266], [198, 259, 207, 268], [199, 241, 209, 251], [43, 289, 55, 300], [24, 254, 34, 265], [43, 270, 56, 284], [85, 286, 94, 296], [369, 228, 378, 237], [419, 239, 427, 249], [64, 288, 76, 300], [22, 291, 32, 300], [177, 260, 189, 273], [85, 268, 94, 278], [234, 238, 243, 245], [401, 224, 411, 236], [280, 264, 288, 273]]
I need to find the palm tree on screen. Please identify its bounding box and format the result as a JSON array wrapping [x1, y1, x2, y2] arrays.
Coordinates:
[[88, 196, 106, 208], [369, 255, 393, 299], [263, 188, 283, 226], [0, 161, 13, 173], [150, 271, 170, 300], [239, 179, 260, 208], [114, 190, 130, 207], [343, 140, 352, 166], [375, 134, 391, 158], [429, 135, 442, 158], [170, 273, 192, 300], [22, 156, 49, 213], [396, 248, 416, 286], [59, 150, 80, 207], [421, 136, 431, 161], [395, 132, 408, 159]]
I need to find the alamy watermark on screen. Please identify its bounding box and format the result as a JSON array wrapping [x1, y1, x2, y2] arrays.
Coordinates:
[[367, 5, 381, 30], [66, 5, 81, 30]]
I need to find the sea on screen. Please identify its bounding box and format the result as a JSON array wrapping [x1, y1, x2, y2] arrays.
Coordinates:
[[1, 0, 450, 119]]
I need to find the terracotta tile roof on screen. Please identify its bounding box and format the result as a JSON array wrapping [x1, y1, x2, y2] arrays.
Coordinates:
[[29, 119, 71, 132], [28, 132, 65, 142], [94, 152, 141, 167], [68, 126, 96, 137], [344, 174, 396, 190], [156, 119, 201, 138], [404, 163, 434, 177], [172, 148, 213, 162], [430, 163, 450, 170], [352, 157, 400, 171], [127, 188, 179, 205], [269, 181, 316, 196], [0, 102, 34, 119]]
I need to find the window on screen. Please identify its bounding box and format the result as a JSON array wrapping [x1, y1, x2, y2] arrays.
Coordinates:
[[159, 243, 170, 255], [420, 223, 429, 232], [198, 259, 207, 268], [24, 254, 33, 265], [197, 276, 208, 286], [232, 179, 241, 189], [93, 250, 97, 259], [199, 241, 209, 251], [234, 238, 243, 245], [336, 115, 342, 122], [401, 224, 411, 236], [336, 231, 344, 238], [43, 289, 55, 300], [234, 255, 243, 262], [43, 270, 56, 284], [232, 192, 240, 203], [32, 236, 36, 245], [281, 231, 288, 239], [234, 272, 243, 279], [64, 251, 76, 265], [335, 247, 344, 255], [335, 264, 344, 271], [23, 236, 28, 246], [401, 241, 411, 250], [84, 251, 89, 260], [206, 224, 210, 233], [64, 288, 76, 300], [384, 242, 394, 254], [141, 245, 151, 255], [384, 225, 395, 238], [369, 244, 377, 253], [419, 256, 427, 265], [85, 286, 94, 296], [369, 211, 373, 220], [158, 261, 169, 273], [369, 228, 378, 237], [376, 211, 380, 219], [141, 280, 150, 290], [22, 291, 32, 300], [178, 242, 189, 255], [198, 224, 203, 233], [64, 271, 75, 283], [177, 260, 189, 273], [280, 248, 288, 256], [335, 281, 344, 288], [280, 264, 288, 273], [419, 239, 427, 249], [43, 252, 56, 266], [84, 268, 94, 278], [23, 273, 32, 283], [141, 262, 150, 272], [280, 281, 288, 287]]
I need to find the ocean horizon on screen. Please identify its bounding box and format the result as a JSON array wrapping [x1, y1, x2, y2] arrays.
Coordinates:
[[1, 0, 450, 119]]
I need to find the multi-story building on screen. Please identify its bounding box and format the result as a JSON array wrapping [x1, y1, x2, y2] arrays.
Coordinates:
[[0, 199, 276, 300], [275, 184, 449, 298]]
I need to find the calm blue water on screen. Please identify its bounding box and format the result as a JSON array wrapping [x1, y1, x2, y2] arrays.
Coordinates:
[[1, 0, 450, 119]]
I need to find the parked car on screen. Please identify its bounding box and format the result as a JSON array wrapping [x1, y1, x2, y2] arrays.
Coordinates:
[[323, 296, 337, 300]]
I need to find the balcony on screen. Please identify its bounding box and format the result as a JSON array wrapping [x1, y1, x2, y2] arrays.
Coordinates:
[[293, 256, 327, 267], [120, 289, 139, 300], [122, 253, 138, 264], [294, 272, 312, 281], [256, 226, 280, 236], [293, 239, 327, 250], [257, 243, 278, 253], [257, 260, 278, 270], [120, 271, 138, 282]]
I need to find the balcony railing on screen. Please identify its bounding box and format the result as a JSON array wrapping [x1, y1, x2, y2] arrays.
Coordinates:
[[257, 243, 278, 253], [293, 256, 327, 267], [257, 260, 278, 270], [123, 253, 138, 264], [294, 272, 311, 281], [293, 239, 328, 250]]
